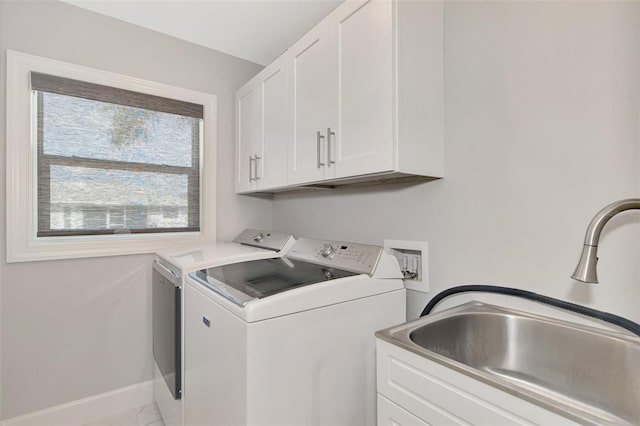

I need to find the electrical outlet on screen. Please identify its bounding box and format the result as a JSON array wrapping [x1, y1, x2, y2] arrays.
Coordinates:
[[384, 239, 429, 293]]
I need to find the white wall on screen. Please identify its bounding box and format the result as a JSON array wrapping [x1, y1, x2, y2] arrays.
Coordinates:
[[1, 0, 639, 420], [273, 1, 640, 321], [0, 0, 268, 419]]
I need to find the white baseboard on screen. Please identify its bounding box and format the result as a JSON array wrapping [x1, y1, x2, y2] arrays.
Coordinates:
[[1, 380, 154, 426]]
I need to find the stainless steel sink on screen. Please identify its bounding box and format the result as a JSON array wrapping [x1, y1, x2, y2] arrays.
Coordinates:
[[376, 302, 640, 425]]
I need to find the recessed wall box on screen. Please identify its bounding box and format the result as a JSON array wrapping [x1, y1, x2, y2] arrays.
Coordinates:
[[384, 239, 429, 293]]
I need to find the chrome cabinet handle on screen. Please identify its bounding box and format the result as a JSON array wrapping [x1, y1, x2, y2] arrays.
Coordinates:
[[249, 155, 255, 181], [317, 131, 325, 168], [254, 155, 261, 180], [327, 127, 335, 166]]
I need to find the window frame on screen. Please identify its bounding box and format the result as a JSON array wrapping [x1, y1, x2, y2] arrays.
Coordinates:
[[6, 50, 217, 262]]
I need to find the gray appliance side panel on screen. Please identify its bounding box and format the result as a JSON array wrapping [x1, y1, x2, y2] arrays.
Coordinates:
[[152, 261, 182, 400]]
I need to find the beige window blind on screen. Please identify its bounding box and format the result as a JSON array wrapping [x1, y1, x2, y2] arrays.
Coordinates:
[[31, 72, 203, 237]]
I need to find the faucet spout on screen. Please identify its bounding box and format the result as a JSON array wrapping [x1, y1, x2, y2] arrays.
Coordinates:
[[571, 198, 640, 283]]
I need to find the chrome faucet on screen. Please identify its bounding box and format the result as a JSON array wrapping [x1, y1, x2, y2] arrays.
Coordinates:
[[571, 198, 640, 283]]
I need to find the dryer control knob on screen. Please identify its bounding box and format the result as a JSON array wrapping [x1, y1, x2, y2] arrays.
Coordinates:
[[253, 232, 265, 242], [320, 243, 336, 258]]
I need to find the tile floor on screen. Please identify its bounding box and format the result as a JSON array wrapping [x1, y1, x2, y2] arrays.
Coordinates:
[[82, 403, 165, 426]]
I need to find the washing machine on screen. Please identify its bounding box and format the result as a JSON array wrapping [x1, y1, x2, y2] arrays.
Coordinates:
[[183, 237, 406, 426], [152, 229, 296, 426]]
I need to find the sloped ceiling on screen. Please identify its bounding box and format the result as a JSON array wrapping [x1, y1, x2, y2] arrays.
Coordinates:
[[62, 0, 344, 65]]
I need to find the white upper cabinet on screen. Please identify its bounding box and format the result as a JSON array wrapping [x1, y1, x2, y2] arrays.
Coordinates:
[[287, 19, 334, 185], [330, 0, 394, 178], [258, 53, 288, 188], [236, 0, 444, 193], [236, 52, 289, 193], [236, 81, 259, 193]]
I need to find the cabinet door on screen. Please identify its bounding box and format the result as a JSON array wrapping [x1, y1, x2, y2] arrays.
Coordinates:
[[256, 53, 288, 189], [184, 284, 246, 426], [235, 80, 259, 193], [378, 394, 429, 426], [330, 0, 394, 178], [288, 18, 335, 185]]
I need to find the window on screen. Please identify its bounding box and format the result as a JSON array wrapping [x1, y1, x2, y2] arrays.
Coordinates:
[[6, 51, 217, 262], [32, 72, 202, 237]]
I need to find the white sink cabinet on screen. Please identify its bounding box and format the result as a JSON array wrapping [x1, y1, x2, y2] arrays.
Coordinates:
[[376, 338, 580, 426]]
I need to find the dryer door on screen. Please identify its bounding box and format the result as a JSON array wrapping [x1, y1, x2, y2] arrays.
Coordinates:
[[152, 260, 181, 400]]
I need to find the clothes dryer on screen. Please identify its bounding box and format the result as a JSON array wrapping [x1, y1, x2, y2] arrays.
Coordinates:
[[152, 230, 295, 426]]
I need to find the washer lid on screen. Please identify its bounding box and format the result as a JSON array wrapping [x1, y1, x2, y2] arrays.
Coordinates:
[[188, 257, 358, 307]]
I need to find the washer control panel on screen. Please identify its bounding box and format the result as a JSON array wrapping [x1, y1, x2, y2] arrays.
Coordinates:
[[286, 238, 382, 275], [232, 229, 294, 252]]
